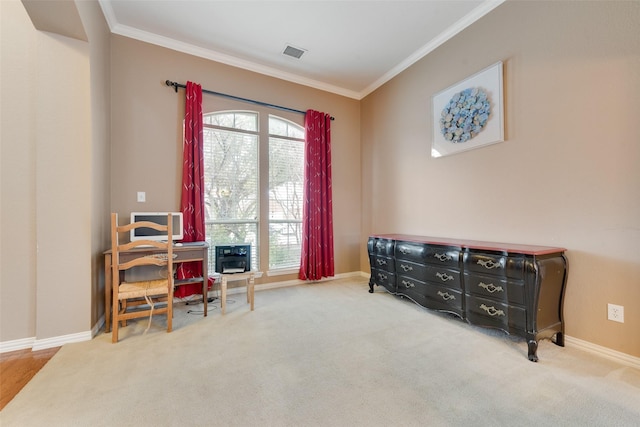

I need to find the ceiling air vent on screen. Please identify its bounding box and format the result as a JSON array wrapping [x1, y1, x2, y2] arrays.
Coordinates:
[[282, 44, 306, 59]]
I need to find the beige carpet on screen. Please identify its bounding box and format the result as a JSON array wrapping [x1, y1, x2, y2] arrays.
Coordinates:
[[1, 276, 639, 426]]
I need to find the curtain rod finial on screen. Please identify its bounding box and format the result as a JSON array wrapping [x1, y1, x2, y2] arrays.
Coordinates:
[[165, 80, 178, 92]]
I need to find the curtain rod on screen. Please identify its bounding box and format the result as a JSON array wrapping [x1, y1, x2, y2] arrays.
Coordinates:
[[165, 80, 334, 121]]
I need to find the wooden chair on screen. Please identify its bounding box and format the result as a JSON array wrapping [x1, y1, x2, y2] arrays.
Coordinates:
[[110, 213, 175, 343]]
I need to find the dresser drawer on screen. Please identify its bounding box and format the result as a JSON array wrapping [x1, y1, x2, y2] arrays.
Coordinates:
[[372, 255, 395, 273], [465, 295, 526, 332], [369, 237, 395, 257], [424, 245, 460, 268], [425, 266, 462, 289], [396, 274, 463, 316], [396, 274, 426, 295], [463, 250, 525, 279], [395, 241, 429, 263], [371, 269, 396, 293], [396, 241, 461, 268], [396, 259, 427, 280], [424, 284, 463, 315], [396, 274, 428, 307], [464, 273, 525, 305], [395, 260, 462, 290]]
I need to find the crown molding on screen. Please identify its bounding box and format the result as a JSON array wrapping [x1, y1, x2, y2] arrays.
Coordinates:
[[98, 0, 504, 101], [360, 0, 506, 98], [98, 0, 361, 99], [112, 23, 362, 100]]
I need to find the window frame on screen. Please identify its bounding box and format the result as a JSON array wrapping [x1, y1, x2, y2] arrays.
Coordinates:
[[202, 108, 305, 276]]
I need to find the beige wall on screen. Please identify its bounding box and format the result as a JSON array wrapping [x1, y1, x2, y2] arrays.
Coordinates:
[[110, 35, 362, 284], [76, 0, 111, 335], [1, 0, 110, 347], [1, 0, 38, 343], [34, 29, 92, 341], [361, 1, 639, 357]]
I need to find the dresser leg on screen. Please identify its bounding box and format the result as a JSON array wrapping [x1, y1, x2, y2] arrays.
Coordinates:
[[527, 340, 539, 362], [368, 281, 374, 293], [554, 332, 565, 347]]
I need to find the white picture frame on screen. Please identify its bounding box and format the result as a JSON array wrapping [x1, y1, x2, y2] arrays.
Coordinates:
[[431, 61, 504, 158]]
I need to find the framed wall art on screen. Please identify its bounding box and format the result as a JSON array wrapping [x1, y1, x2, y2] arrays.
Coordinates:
[[431, 61, 504, 158]]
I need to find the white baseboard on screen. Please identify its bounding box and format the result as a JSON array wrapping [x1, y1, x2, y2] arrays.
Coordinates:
[[0, 337, 36, 353], [32, 331, 92, 351], [0, 331, 92, 353], [252, 270, 363, 292], [565, 335, 640, 370]]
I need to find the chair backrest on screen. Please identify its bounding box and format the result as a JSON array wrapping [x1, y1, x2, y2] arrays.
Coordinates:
[[110, 213, 174, 279]]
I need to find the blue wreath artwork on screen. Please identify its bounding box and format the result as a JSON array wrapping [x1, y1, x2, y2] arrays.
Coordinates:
[[440, 87, 491, 143]]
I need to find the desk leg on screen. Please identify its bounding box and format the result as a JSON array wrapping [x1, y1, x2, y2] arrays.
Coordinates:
[[249, 273, 255, 311], [104, 254, 112, 333], [202, 250, 208, 317], [221, 276, 227, 315]]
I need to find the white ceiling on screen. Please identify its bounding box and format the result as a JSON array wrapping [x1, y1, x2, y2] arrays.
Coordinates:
[[99, 0, 505, 99]]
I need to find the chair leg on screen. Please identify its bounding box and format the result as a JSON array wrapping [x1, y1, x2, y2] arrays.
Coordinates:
[[112, 301, 119, 343], [120, 300, 128, 327]]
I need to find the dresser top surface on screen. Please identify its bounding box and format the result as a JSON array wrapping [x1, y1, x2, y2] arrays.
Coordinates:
[[371, 234, 566, 255]]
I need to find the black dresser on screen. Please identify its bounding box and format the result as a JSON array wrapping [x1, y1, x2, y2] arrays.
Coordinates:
[[368, 234, 568, 362]]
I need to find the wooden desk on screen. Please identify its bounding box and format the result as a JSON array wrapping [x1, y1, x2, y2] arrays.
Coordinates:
[[104, 242, 209, 332], [219, 272, 255, 314]]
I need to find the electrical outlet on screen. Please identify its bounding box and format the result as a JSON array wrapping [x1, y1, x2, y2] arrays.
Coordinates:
[[607, 303, 624, 323], [137, 191, 146, 202]]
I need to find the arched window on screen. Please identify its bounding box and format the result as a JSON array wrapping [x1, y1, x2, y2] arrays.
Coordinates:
[[203, 111, 304, 272]]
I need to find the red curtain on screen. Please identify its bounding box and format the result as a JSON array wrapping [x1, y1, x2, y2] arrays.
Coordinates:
[[175, 81, 209, 298], [299, 110, 334, 280]]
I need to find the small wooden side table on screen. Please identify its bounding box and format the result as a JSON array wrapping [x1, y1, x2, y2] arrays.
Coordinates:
[[219, 272, 255, 314]]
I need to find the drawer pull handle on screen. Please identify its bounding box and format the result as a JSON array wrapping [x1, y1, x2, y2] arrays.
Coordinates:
[[437, 291, 456, 301], [402, 280, 415, 288], [377, 272, 387, 281], [400, 264, 413, 272], [434, 253, 452, 262], [376, 258, 387, 266], [376, 242, 383, 249], [436, 272, 454, 282], [480, 304, 505, 317], [479, 282, 503, 293], [477, 259, 502, 270], [399, 248, 411, 255]]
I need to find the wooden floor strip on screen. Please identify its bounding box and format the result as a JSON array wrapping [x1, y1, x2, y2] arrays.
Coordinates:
[[0, 347, 60, 411]]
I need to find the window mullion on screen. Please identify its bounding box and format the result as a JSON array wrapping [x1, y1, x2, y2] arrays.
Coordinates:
[[258, 112, 270, 273]]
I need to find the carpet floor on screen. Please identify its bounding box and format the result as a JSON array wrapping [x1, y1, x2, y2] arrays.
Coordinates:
[[1, 276, 639, 426]]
